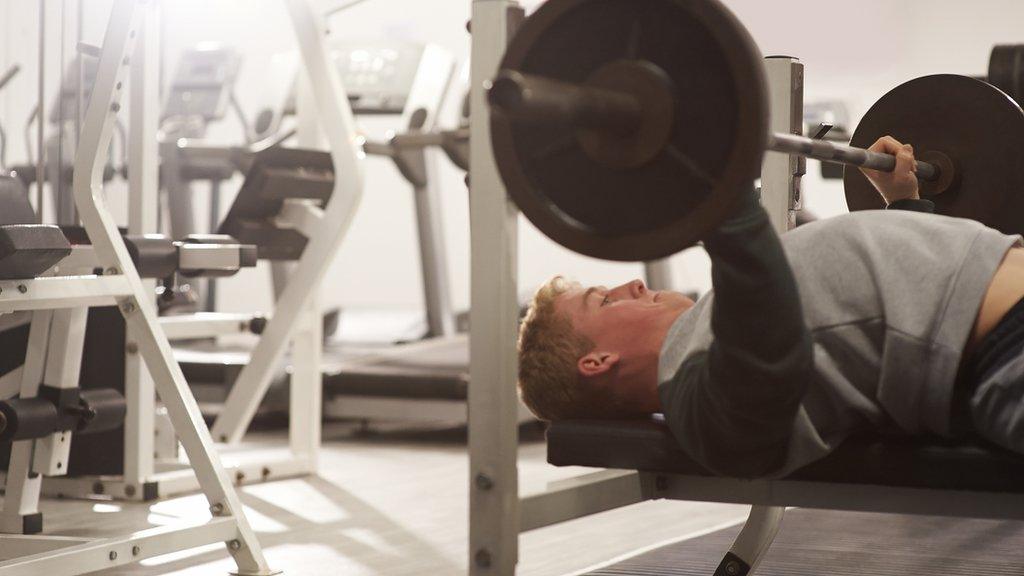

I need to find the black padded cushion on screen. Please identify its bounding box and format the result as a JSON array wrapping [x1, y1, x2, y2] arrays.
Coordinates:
[[547, 417, 1024, 493], [218, 147, 333, 261], [0, 225, 72, 280]]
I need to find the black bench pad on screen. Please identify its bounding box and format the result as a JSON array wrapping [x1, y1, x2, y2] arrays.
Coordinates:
[[547, 417, 1024, 493], [0, 225, 72, 280]]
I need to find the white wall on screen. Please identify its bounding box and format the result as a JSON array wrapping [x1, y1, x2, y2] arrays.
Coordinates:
[[2, 0, 1023, 317]]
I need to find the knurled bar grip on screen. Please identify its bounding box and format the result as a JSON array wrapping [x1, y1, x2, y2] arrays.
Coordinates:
[[769, 132, 939, 181]]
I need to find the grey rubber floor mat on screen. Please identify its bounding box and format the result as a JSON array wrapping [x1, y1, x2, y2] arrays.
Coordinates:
[[587, 508, 1024, 575]]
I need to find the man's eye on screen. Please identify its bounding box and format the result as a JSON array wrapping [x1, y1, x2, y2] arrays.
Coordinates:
[[601, 296, 610, 306]]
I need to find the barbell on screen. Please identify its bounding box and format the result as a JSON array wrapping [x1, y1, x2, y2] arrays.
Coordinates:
[[487, 0, 1024, 262]]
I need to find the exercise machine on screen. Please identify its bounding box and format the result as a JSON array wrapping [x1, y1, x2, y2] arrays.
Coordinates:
[[159, 44, 248, 311], [0, 1, 278, 572], [11, 0, 366, 507]]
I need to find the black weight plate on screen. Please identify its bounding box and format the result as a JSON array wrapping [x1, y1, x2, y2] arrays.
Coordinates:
[[844, 75, 1024, 239], [491, 0, 767, 262], [989, 44, 1024, 108]]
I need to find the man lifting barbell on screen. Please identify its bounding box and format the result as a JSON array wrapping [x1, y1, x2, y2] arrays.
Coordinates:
[[492, 0, 1024, 479], [517, 136, 1024, 479]]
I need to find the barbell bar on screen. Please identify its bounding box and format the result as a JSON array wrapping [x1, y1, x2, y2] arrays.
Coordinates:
[[489, 69, 942, 183]]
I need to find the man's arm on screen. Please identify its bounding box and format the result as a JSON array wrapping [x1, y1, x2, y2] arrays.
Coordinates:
[[659, 191, 813, 478], [658, 135, 927, 478]]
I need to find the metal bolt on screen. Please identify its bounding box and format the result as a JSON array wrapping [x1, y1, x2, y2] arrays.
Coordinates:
[[210, 503, 225, 516], [17, 284, 26, 294], [235, 471, 246, 484], [228, 539, 242, 551], [125, 484, 136, 498], [105, 266, 119, 275], [109, 551, 117, 561], [474, 548, 492, 568], [116, 81, 122, 90], [261, 466, 271, 479], [126, 342, 138, 355], [474, 473, 494, 491], [93, 481, 105, 494], [725, 560, 741, 575], [120, 301, 136, 314], [132, 545, 141, 556], [111, 102, 121, 113]]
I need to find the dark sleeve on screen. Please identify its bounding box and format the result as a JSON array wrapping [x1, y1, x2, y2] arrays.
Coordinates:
[[659, 192, 813, 478], [886, 198, 935, 212]]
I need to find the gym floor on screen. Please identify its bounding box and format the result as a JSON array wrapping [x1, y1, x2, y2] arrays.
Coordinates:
[[40, 424, 747, 575]]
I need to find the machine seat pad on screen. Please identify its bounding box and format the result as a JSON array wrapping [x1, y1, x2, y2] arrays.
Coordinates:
[[547, 416, 1024, 493], [0, 225, 72, 280]]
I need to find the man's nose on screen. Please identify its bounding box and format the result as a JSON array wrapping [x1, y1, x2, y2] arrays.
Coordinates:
[[609, 279, 646, 300]]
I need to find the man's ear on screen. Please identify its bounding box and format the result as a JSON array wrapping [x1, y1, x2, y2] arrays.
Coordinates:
[[578, 351, 620, 378]]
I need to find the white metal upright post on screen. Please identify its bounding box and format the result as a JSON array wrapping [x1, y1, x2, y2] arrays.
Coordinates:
[[762, 56, 804, 234], [468, 1, 522, 574], [123, 0, 160, 491]]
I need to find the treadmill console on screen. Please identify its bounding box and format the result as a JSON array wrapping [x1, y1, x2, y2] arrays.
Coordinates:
[[331, 42, 445, 115], [163, 45, 242, 123]]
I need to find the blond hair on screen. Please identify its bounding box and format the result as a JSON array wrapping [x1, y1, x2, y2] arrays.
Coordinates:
[[517, 276, 592, 420], [519, 274, 655, 421]]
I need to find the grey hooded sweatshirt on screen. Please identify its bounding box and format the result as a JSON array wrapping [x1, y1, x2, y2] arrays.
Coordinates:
[[657, 197, 1020, 479]]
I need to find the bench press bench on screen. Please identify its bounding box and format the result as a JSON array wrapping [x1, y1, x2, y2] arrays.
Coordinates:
[[547, 416, 1024, 575]]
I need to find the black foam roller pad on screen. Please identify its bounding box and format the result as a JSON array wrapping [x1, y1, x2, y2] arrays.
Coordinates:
[[0, 225, 72, 280], [0, 398, 58, 442], [76, 388, 127, 435], [124, 235, 177, 279]]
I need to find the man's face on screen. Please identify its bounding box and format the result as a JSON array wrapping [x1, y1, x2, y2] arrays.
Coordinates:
[[556, 279, 694, 366]]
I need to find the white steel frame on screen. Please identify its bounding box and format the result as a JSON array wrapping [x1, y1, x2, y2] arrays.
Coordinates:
[[465, 3, 804, 570], [0, 0, 277, 573], [35, 0, 366, 502]]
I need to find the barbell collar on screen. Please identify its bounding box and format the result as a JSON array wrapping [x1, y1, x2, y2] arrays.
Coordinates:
[[768, 132, 940, 182], [489, 70, 643, 137]]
